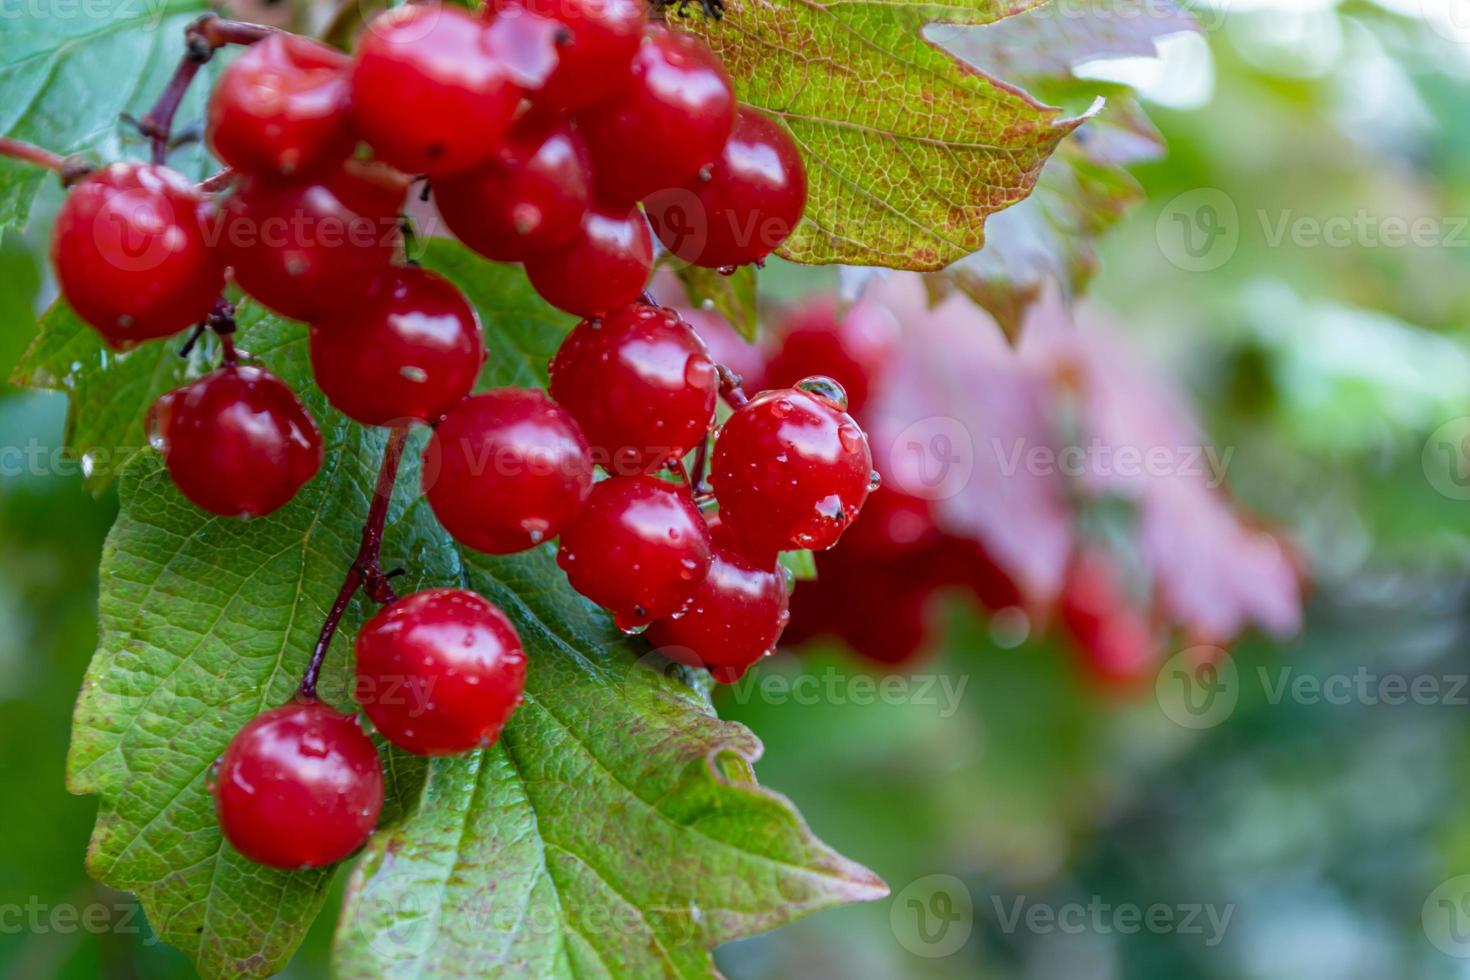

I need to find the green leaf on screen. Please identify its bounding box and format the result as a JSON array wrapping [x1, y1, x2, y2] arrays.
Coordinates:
[[684, 0, 1091, 270], [674, 262, 759, 341], [8, 302, 211, 491], [780, 549, 818, 582], [0, 0, 221, 232], [54, 243, 884, 979]]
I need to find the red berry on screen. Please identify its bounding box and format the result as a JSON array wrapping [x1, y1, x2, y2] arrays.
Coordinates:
[[206, 33, 354, 179], [434, 120, 592, 262], [556, 475, 712, 630], [351, 6, 521, 175], [711, 380, 874, 560], [425, 389, 593, 554], [51, 162, 224, 349], [489, 0, 647, 113], [762, 296, 898, 418], [150, 365, 322, 517], [522, 201, 653, 317], [837, 485, 940, 559], [309, 266, 484, 426], [646, 107, 807, 270], [646, 523, 790, 683], [212, 162, 406, 321], [1060, 549, 1157, 691], [355, 589, 526, 756], [548, 303, 716, 473], [578, 26, 734, 202], [213, 700, 383, 869]]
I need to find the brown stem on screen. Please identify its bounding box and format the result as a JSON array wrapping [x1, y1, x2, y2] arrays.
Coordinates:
[[297, 425, 410, 701], [688, 434, 711, 495], [716, 364, 748, 408], [137, 15, 274, 167], [0, 137, 93, 186]]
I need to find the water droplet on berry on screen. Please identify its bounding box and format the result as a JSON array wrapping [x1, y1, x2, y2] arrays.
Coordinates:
[[616, 615, 649, 636], [815, 494, 846, 524], [771, 398, 793, 419], [868, 470, 882, 491], [796, 375, 849, 411], [837, 424, 864, 454], [299, 732, 329, 758], [716, 264, 738, 276]]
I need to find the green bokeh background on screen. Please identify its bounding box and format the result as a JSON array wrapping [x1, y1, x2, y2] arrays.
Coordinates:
[[8, 2, 1470, 976]]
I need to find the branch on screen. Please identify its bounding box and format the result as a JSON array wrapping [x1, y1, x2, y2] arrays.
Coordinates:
[[135, 15, 274, 166], [297, 425, 410, 701], [0, 137, 93, 185]]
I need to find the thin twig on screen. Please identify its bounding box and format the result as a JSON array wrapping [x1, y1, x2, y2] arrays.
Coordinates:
[[297, 426, 409, 701], [135, 15, 274, 166]]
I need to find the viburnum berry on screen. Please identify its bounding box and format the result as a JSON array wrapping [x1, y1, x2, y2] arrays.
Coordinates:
[[434, 120, 592, 262], [556, 475, 713, 630], [424, 389, 593, 554], [488, 0, 647, 113], [578, 25, 735, 203], [309, 266, 484, 426], [212, 700, 383, 869], [711, 378, 875, 560], [1060, 549, 1157, 691], [150, 365, 322, 517], [206, 32, 354, 179], [355, 589, 527, 756], [52, 162, 224, 349], [211, 162, 406, 321], [646, 521, 790, 683], [548, 303, 716, 473], [522, 201, 653, 317], [351, 5, 521, 176], [761, 296, 899, 418], [646, 107, 808, 270]]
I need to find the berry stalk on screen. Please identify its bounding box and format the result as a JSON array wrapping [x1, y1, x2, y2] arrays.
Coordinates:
[[0, 136, 93, 185], [137, 15, 274, 166], [296, 424, 409, 701]]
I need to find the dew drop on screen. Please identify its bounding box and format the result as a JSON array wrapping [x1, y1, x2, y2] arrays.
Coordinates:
[[399, 365, 429, 384], [867, 469, 882, 491], [796, 375, 849, 411], [837, 425, 864, 454], [716, 264, 738, 277], [771, 398, 793, 419], [205, 759, 221, 792]]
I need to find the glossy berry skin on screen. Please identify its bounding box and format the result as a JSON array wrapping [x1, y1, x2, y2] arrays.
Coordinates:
[[549, 303, 716, 473], [434, 120, 592, 262], [213, 162, 406, 321], [425, 389, 593, 554], [213, 700, 383, 869], [52, 163, 224, 349], [355, 589, 527, 756], [206, 33, 354, 179], [647, 108, 807, 270], [489, 0, 646, 113], [351, 5, 521, 176], [309, 267, 484, 426], [711, 383, 874, 561], [646, 524, 790, 684], [556, 475, 712, 630], [150, 366, 322, 517], [523, 202, 653, 317], [578, 26, 735, 202]]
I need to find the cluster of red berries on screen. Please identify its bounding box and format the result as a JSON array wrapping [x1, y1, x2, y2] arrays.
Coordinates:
[[41, 7, 834, 870]]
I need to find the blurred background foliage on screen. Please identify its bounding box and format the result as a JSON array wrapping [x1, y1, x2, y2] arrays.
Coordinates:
[[9, 0, 1470, 977]]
